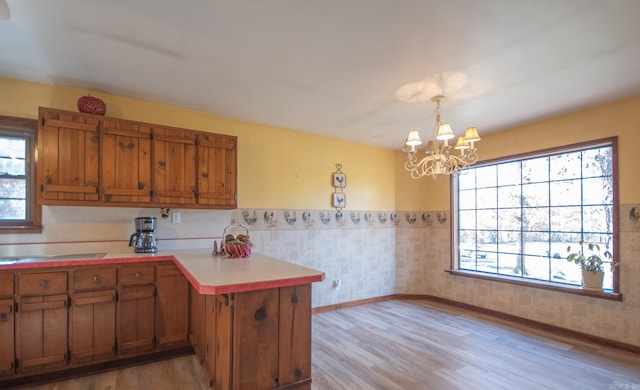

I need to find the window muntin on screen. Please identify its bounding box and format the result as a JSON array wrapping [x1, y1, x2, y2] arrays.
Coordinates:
[[0, 116, 41, 233], [455, 139, 617, 292]]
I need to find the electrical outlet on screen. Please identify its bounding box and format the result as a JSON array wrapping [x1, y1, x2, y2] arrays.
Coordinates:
[[172, 212, 181, 224], [333, 279, 341, 291]]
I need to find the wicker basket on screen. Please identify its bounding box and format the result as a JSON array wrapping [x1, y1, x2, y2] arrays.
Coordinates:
[[222, 224, 251, 258]]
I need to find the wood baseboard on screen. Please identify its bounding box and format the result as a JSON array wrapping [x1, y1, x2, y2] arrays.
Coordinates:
[[315, 294, 640, 355], [312, 295, 395, 314]]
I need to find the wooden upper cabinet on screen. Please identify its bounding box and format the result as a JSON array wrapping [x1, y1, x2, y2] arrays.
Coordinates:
[[151, 126, 197, 205], [197, 134, 237, 208], [101, 118, 152, 203], [37, 108, 100, 203], [36, 107, 237, 209]]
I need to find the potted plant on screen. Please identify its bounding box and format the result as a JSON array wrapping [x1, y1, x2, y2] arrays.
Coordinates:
[[566, 240, 617, 290]]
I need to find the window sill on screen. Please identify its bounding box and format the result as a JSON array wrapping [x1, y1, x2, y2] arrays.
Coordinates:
[[0, 225, 44, 234], [445, 269, 622, 301]]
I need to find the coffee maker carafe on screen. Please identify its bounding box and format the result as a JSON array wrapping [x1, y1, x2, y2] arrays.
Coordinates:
[[129, 217, 158, 253]]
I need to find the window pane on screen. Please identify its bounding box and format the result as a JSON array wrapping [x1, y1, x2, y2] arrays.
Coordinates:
[[497, 161, 521, 186], [498, 208, 520, 231], [477, 209, 496, 230], [583, 205, 613, 233], [550, 206, 582, 232], [0, 199, 26, 219], [523, 207, 549, 231], [476, 187, 497, 209], [0, 136, 26, 176], [458, 189, 476, 210], [458, 169, 476, 190], [550, 179, 581, 206], [522, 183, 549, 206], [475, 165, 496, 188], [459, 210, 476, 229], [550, 151, 581, 180], [582, 147, 612, 177], [522, 157, 548, 183], [583, 177, 612, 205], [498, 185, 521, 208]]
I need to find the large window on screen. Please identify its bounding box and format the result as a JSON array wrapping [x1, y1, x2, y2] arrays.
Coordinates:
[[453, 138, 618, 294], [0, 116, 41, 233]]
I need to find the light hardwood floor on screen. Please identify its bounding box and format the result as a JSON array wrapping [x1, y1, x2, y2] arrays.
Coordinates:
[[16, 299, 640, 390]]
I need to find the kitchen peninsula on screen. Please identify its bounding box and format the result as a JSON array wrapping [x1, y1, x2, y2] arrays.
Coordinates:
[[0, 250, 324, 389]]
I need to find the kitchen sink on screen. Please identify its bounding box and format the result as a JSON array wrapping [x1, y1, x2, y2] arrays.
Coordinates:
[[0, 252, 107, 265]]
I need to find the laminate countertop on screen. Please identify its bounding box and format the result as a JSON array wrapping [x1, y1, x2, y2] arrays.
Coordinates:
[[0, 249, 325, 295]]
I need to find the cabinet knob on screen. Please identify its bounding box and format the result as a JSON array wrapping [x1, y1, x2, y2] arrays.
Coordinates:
[[135, 272, 142, 279], [39, 280, 48, 288], [93, 275, 100, 283]]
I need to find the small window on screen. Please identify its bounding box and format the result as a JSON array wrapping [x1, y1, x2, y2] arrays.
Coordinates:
[[452, 138, 618, 296], [0, 116, 41, 233]]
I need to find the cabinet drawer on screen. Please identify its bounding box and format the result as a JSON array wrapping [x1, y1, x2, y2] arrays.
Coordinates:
[[118, 264, 155, 285], [73, 267, 117, 291], [0, 273, 13, 296], [18, 272, 68, 295]]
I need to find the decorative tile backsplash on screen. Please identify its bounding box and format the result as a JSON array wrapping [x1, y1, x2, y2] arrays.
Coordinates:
[[231, 209, 450, 230]]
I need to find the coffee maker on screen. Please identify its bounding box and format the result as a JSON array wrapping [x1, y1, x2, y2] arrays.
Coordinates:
[[129, 217, 158, 253]]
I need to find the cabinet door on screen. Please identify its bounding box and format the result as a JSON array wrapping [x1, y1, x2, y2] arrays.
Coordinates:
[[0, 299, 14, 376], [151, 126, 196, 205], [233, 289, 279, 390], [37, 108, 100, 203], [214, 294, 233, 390], [278, 285, 312, 388], [70, 289, 116, 363], [197, 134, 237, 208], [188, 285, 206, 358], [156, 264, 189, 347], [17, 294, 68, 373], [101, 119, 152, 203], [117, 285, 155, 355]]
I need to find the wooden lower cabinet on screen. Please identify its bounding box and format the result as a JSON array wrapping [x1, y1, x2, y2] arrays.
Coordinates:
[[156, 264, 189, 348], [70, 289, 117, 363], [192, 284, 312, 390], [0, 298, 15, 376], [117, 285, 156, 355], [16, 294, 69, 373]]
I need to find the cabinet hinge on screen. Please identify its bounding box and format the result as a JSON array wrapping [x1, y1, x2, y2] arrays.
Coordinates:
[[67, 350, 71, 363], [234, 193, 237, 201], [115, 291, 119, 302], [40, 184, 44, 193], [41, 117, 45, 127], [14, 302, 18, 313], [222, 293, 234, 307]]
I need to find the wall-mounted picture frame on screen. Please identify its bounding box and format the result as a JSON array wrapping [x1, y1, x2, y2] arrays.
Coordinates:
[[332, 192, 346, 208], [332, 172, 346, 188]]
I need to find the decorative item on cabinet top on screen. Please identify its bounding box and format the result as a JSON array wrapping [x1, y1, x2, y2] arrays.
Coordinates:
[[77, 95, 107, 115], [232, 209, 450, 229]]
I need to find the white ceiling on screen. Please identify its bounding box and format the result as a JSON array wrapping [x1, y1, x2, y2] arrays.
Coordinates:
[[1, 0, 640, 150]]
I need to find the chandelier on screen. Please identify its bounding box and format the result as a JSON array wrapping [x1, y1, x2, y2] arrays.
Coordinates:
[[403, 95, 480, 179]]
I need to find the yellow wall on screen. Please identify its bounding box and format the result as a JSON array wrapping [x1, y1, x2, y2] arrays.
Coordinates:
[[0, 77, 396, 210]]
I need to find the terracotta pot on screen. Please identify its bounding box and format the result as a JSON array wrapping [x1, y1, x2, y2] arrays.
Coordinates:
[[581, 270, 604, 290]]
